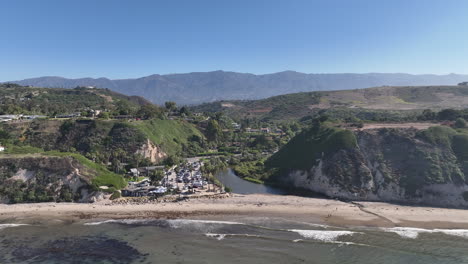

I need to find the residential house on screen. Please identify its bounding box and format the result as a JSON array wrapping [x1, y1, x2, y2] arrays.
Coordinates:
[[231, 122, 241, 130]]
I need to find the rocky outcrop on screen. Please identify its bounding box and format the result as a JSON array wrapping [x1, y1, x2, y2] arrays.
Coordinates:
[[274, 127, 468, 208], [135, 139, 167, 163], [0, 155, 105, 203]]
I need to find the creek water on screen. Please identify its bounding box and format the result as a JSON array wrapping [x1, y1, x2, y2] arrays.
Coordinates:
[[214, 168, 286, 195]]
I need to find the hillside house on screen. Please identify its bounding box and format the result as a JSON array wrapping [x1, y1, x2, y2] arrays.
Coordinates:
[[129, 168, 139, 177], [56, 113, 81, 118], [0, 115, 21, 122], [231, 122, 241, 129], [246, 128, 260, 133], [114, 115, 133, 120]]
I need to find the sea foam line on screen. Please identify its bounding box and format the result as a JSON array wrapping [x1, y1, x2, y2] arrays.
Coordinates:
[[167, 219, 244, 229], [0, 224, 29, 230], [84, 219, 244, 227], [382, 227, 468, 239], [205, 233, 261, 241], [288, 229, 357, 242], [84, 219, 155, 226]]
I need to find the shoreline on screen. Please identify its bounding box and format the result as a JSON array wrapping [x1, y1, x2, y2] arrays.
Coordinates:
[[2, 194, 468, 229]]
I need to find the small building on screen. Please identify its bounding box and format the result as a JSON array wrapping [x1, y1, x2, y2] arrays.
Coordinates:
[[261, 128, 271, 133], [129, 168, 139, 177], [0, 115, 21, 122], [56, 113, 81, 118], [246, 128, 260, 133], [231, 122, 241, 130], [114, 115, 133, 120], [0, 146, 5, 152]]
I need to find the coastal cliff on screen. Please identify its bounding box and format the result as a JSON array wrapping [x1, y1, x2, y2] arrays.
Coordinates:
[[267, 124, 468, 207], [0, 154, 125, 203]]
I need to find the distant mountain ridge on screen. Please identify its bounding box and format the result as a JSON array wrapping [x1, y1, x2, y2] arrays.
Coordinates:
[[8, 71, 468, 105]]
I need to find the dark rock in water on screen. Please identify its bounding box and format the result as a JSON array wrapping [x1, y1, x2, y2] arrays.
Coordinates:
[[10, 236, 145, 264]]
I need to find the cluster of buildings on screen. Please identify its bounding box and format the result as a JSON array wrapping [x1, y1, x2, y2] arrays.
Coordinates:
[[245, 127, 276, 133], [55, 113, 82, 118], [121, 179, 168, 197], [122, 161, 211, 197], [0, 114, 46, 122], [175, 163, 207, 189]]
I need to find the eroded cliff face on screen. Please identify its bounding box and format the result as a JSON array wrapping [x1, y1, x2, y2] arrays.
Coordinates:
[[136, 139, 167, 163], [3, 120, 168, 163], [0, 156, 105, 203], [279, 128, 468, 208]]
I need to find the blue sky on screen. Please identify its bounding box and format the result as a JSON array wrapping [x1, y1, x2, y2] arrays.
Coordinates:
[[1, 0, 468, 80]]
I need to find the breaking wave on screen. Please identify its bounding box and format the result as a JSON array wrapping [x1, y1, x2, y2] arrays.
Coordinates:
[[84, 219, 156, 226], [288, 229, 357, 242], [382, 227, 431, 239], [383, 227, 468, 239], [0, 224, 29, 230], [167, 219, 243, 229], [205, 233, 261, 241]]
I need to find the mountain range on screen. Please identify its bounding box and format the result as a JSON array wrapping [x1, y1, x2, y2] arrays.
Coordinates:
[[9, 71, 468, 105]]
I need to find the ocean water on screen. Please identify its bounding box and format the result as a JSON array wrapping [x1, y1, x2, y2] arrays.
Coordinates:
[[1, 217, 468, 264]]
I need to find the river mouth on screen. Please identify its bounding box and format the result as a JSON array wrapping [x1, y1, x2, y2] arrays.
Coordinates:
[[214, 169, 286, 195]]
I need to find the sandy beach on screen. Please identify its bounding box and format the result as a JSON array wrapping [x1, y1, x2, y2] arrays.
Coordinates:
[[2, 194, 468, 229]]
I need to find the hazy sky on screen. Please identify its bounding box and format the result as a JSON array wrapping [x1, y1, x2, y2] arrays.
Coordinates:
[[1, 0, 468, 80]]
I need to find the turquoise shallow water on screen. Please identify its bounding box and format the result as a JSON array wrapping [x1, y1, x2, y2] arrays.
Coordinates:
[[2, 217, 468, 264]]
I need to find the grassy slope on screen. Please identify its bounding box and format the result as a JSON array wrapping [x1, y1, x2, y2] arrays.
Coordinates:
[[266, 123, 357, 170], [0, 85, 148, 115], [2, 146, 126, 189], [191, 85, 468, 121], [131, 119, 203, 156]]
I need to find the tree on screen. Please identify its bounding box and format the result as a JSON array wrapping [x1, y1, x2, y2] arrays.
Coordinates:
[[438, 109, 459, 121], [0, 130, 11, 145], [455, 118, 467, 128], [419, 109, 436, 121], [164, 155, 180, 166], [206, 119, 222, 142], [165, 101, 177, 111], [150, 170, 165, 185], [98, 112, 110, 119], [136, 104, 164, 120], [115, 100, 134, 115], [179, 106, 191, 116]]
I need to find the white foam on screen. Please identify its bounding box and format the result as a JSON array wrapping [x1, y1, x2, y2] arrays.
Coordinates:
[[383, 227, 468, 239], [289, 229, 356, 242], [382, 227, 432, 239], [434, 229, 468, 239], [205, 233, 226, 240], [84, 219, 151, 226], [0, 224, 29, 230], [167, 219, 243, 229], [205, 233, 261, 241]]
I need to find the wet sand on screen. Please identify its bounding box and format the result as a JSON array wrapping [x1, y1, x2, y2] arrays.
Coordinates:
[[2, 194, 468, 229]]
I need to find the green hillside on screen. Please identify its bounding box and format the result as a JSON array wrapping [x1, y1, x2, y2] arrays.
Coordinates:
[[1, 118, 204, 162], [130, 119, 204, 156], [191, 85, 468, 121], [0, 83, 150, 115], [266, 123, 357, 170]]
